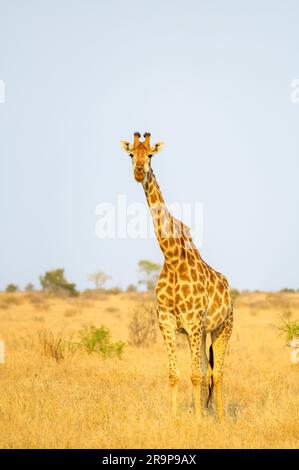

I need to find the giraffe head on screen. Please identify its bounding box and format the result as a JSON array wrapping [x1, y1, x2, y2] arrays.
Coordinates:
[[120, 132, 164, 183]]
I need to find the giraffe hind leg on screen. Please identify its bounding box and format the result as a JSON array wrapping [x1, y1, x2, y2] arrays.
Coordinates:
[[206, 343, 214, 408], [210, 313, 233, 421], [200, 332, 209, 411]]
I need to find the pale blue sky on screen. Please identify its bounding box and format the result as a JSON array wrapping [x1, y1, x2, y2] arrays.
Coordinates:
[[0, 0, 299, 291]]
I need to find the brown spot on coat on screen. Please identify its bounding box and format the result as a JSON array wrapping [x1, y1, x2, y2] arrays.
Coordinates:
[[166, 285, 173, 296], [217, 280, 224, 294], [182, 284, 191, 297]]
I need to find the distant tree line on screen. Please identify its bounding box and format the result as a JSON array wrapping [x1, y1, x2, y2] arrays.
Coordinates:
[[3, 259, 163, 296], [4, 266, 298, 297]]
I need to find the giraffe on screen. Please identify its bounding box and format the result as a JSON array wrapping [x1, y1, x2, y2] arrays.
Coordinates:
[[120, 132, 233, 420]]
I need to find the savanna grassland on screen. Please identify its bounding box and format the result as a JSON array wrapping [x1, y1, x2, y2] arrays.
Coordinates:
[[0, 290, 298, 449]]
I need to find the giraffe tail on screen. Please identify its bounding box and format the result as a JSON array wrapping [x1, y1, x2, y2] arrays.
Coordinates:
[[206, 344, 214, 408]]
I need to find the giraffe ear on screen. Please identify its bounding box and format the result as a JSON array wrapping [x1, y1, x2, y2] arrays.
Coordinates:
[[150, 142, 164, 155], [120, 141, 133, 154]]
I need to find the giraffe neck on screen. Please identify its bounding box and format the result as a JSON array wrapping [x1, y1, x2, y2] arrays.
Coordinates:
[[142, 170, 194, 264]]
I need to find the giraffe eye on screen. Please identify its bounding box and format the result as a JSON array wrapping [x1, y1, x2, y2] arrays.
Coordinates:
[[129, 154, 133, 158]]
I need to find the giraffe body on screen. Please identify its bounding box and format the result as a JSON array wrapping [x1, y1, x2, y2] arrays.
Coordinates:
[[121, 133, 233, 419]]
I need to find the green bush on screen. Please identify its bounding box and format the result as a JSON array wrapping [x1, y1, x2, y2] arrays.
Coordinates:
[[78, 325, 125, 358], [277, 318, 299, 341], [6, 283, 18, 293], [39, 269, 79, 297]]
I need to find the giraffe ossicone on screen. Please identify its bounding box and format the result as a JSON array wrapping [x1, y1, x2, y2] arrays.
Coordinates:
[[121, 132, 233, 420]]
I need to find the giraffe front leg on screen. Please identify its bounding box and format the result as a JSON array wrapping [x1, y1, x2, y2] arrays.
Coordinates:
[[188, 327, 203, 419], [159, 322, 179, 416]]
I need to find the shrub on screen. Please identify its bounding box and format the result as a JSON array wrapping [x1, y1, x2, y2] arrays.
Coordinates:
[[128, 303, 157, 347], [25, 283, 35, 292], [38, 330, 75, 363], [0, 294, 21, 308], [127, 284, 137, 293], [276, 317, 299, 341], [39, 269, 79, 297], [67, 298, 89, 314], [78, 325, 125, 357], [106, 287, 122, 295], [6, 284, 18, 293], [82, 289, 108, 301], [280, 288, 296, 293], [26, 292, 50, 309], [82, 288, 98, 299]]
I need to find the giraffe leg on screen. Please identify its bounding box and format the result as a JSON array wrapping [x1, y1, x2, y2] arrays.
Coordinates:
[[206, 343, 214, 409], [211, 315, 233, 422], [159, 323, 179, 416], [200, 333, 209, 411], [188, 326, 203, 418]]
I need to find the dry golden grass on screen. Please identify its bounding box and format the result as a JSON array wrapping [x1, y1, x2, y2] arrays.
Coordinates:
[[0, 291, 298, 449]]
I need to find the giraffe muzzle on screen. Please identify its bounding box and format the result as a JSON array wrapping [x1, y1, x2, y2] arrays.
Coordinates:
[[134, 167, 145, 182]]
